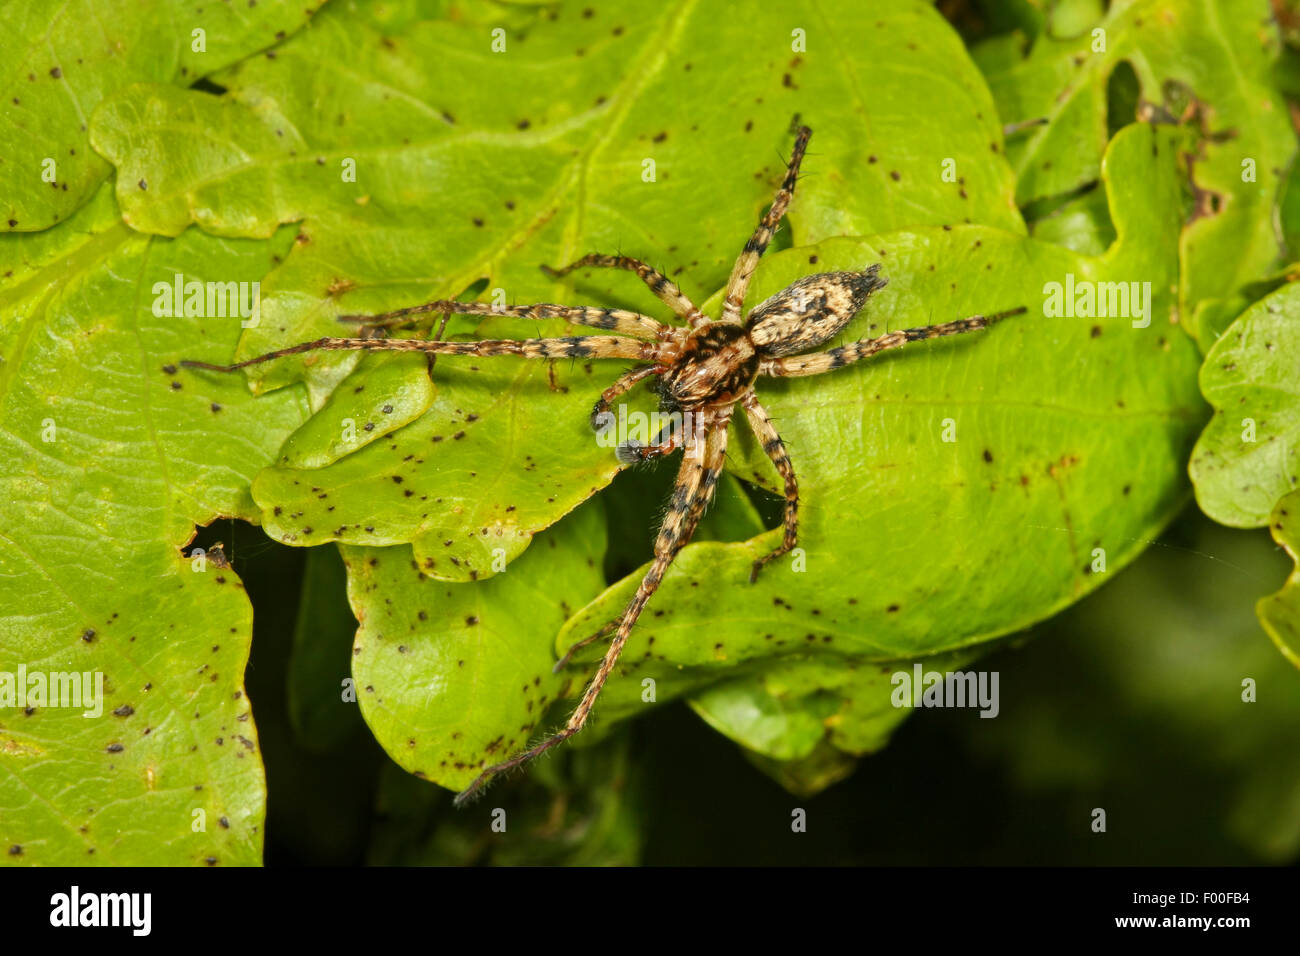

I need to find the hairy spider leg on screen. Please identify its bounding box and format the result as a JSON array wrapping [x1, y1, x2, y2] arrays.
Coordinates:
[[338, 299, 672, 340], [589, 364, 664, 428], [554, 411, 703, 671], [759, 307, 1025, 377], [180, 333, 661, 373], [552, 619, 617, 674], [555, 417, 690, 671], [741, 393, 800, 583], [719, 125, 812, 324], [543, 254, 709, 328], [453, 418, 731, 806], [615, 414, 686, 464]]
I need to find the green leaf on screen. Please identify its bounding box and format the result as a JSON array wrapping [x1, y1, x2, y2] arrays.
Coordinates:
[[976, 0, 1298, 346], [686, 644, 987, 795], [554, 123, 1204, 774], [1026, 186, 1116, 256], [86, 0, 1023, 582], [95, 1, 1022, 244], [1047, 0, 1108, 39], [343, 500, 606, 792], [54, 1, 1205, 802], [0, 0, 325, 233], [1258, 488, 1300, 669], [272, 352, 435, 470], [8, 0, 1297, 867], [0, 193, 307, 863], [1189, 281, 1300, 528]]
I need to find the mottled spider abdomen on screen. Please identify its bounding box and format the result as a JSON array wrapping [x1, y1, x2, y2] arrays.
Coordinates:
[[745, 265, 887, 357], [657, 322, 759, 411]]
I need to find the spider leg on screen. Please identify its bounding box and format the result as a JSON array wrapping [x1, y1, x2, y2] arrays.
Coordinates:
[[719, 125, 812, 324], [589, 364, 663, 429], [557, 410, 711, 669], [612, 408, 691, 465], [542, 254, 709, 328], [338, 299, 672, 340], [424, 309, 451, 379], [615, 425, 682, 465], [741, 393, 799, 583], [552, 619, 615, 674], [759, 307, 1025, 378], [453, 416, 731, 807], [556, 411, 714, 670], [181, 334, 660, 373]]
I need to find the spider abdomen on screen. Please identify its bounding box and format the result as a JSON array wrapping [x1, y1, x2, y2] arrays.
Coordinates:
[[658, 322, 759, 411], [745, 266, 887, 357]]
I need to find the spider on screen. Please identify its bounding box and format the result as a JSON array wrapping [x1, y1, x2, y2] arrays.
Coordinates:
[[183, 125, 1025, 806]]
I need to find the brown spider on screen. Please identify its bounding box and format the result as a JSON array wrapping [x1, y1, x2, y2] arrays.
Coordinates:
[[183, 126, 1024, 805]]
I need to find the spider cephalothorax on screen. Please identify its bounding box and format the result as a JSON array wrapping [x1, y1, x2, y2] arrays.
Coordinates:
[[183, 125, 1024, 805], [658, 322, 758, 411], [653, 269, 883, 412]]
